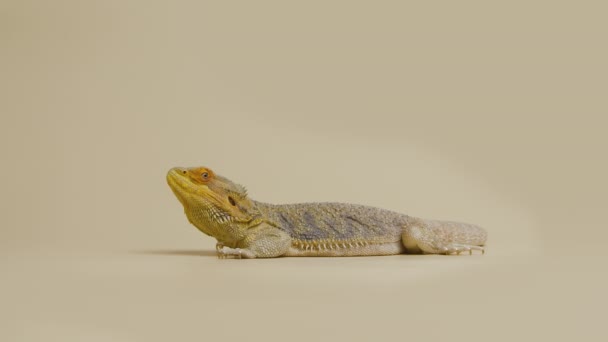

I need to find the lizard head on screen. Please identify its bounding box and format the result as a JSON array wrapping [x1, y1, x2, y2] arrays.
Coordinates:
[[166, 166, 261, 242]]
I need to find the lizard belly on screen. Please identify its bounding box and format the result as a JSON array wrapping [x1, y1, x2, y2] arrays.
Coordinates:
[[285, 241, 404, 257]]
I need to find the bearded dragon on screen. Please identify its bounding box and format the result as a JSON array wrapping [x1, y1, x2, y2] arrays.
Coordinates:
[[166, 166, 487, 259]]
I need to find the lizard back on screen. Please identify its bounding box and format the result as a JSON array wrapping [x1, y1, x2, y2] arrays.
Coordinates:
[[254, 202, 408, 244]]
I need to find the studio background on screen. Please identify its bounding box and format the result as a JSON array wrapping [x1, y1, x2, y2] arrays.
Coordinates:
[[1, 1, 606, 341]]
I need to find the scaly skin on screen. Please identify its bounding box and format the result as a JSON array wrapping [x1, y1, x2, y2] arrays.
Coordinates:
[[167, 166, 487, 258]]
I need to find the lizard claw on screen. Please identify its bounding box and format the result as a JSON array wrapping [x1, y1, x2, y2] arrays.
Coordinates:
[[216, 243, 225, 259]]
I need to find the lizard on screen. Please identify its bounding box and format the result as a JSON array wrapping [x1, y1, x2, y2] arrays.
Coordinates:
[[166, 166, 487, 259]]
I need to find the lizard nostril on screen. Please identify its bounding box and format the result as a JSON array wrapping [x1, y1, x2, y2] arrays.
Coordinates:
[[181, 170, 187, 175]]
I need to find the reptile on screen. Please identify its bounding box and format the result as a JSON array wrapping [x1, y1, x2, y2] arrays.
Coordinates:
[[166, 166, 487, 258]]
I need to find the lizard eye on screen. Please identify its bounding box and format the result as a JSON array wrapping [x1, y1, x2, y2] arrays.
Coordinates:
[[201, 172, 209, 179], [228, 196, 236, 206]]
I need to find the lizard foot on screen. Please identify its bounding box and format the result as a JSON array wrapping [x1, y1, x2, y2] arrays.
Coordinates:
[[217, 246, 251, 259], [441, 244, 485, 255], [217, 246, 242, 259]]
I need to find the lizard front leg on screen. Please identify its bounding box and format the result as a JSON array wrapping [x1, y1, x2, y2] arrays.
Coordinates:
[[217, 223, 291, 259]]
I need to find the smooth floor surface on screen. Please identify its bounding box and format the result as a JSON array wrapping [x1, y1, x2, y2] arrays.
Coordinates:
[[2, 241, 606, 341]]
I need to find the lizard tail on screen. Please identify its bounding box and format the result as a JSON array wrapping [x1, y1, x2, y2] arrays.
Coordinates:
[[402, 217, 487, 254]]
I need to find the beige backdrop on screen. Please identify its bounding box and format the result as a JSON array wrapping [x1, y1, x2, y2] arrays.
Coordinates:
[[1, 1, 606, 341]]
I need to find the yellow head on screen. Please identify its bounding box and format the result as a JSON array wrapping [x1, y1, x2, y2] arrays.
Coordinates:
[[166, 166, 260, 243]]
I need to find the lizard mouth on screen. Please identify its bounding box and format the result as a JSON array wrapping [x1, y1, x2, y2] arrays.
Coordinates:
[[166, 168, 222, 209], [167, 168, 204, 205], [166, 168, 188, 190], [167, 168, 236, 224]]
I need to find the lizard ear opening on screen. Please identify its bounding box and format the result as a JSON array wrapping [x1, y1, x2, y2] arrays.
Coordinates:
[[228, 196, 236, 206]]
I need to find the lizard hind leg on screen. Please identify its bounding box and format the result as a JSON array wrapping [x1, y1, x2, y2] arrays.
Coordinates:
[[402, 218, 487, 255]]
